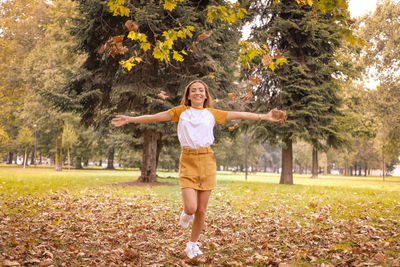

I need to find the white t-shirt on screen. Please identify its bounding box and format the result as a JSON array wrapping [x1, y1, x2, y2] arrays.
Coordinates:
[[168, 105, 228, 148]]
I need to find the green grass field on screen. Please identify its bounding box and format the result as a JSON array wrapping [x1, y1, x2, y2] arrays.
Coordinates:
[[1, 166, 399, 266]]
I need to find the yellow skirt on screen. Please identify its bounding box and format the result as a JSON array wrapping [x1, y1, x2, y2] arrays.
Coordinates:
[[179, 146, 217, 190]]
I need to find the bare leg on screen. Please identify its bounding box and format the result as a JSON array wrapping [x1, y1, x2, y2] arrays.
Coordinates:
[[181, 188, 197, 215], [190, 190, 211, 242]]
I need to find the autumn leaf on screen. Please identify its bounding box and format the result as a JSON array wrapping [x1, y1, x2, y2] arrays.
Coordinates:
[[125, 20, 138, 31], [228, 122, 239, 132], [198, 31, 212, 40], [228, 92, 236, 101], [262, 55, 272, 67], [157, 90, 170, 100], [240, 87, 253, 102], [192, 41, 198, 53], [208, 73, 214, 79], [2, 260, 20, 266], [249, 76, 260, 86], [99, 35, 128, 58]]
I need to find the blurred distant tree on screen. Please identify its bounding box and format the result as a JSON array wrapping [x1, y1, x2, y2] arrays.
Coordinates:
[[16, 127, 34, 168]]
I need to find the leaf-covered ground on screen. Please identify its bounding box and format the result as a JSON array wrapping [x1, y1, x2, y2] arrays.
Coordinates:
[[1, 167, 400, 266]]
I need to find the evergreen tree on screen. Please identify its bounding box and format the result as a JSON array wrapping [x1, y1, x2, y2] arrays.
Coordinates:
[[248, 0, 346, 184], [65, 0, 241, 182]]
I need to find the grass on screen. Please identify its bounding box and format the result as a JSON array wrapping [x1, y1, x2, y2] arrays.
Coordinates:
[[1, 166, 399, 266]]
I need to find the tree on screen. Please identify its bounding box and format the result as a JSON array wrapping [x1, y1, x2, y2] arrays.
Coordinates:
[[358, 0, 400, 163], [65, 0, 241, 182], [62, 123, 78, 170], [248, 0, 347, 184], [293, 140, 312, 174], [20, 0, 86, 171], [0, 126, 10, 157], [16, 126, 34, 168]]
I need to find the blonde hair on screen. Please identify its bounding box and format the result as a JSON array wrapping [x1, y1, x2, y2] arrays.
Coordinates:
[[180, 80, 214, 108]]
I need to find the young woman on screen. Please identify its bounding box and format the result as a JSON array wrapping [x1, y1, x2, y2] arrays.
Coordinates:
[[111, 80, 286, 259]]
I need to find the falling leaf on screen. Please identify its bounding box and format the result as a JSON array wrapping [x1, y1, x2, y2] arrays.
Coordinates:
[[157, 90, 170, 100], [209, 73, 215, 79], [125, 20, 139, 31], [98, 35, 128, 58], [262, 55, 272, 67], [191, 41, 198, 53], [240, 87, 253, 102], [311, 11, 317, 18], [228, 122, 239, 132], [249, 76, 260, 86], [198, 31, 212, 40], [228, 92, 236, 101]]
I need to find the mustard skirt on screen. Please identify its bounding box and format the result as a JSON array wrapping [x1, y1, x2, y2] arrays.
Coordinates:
[[179, 146, 217, 190]]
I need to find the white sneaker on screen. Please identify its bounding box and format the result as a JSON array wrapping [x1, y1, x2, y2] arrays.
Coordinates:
[[184, 241, 203, 259], [193, 242, 203, 256], [179, 210, 194, 229]]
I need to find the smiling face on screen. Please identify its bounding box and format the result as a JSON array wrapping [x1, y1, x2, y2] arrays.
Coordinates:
[[187, 82, 207, 108], [180, 80, 213, 108]]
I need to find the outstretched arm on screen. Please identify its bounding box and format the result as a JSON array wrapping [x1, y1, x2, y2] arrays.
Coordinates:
[[226, 108, 287, 125], [111, 111, 172, 127]]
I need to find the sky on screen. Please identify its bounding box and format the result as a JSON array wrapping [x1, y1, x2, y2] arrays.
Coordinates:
[[348, 0, 378, 18]]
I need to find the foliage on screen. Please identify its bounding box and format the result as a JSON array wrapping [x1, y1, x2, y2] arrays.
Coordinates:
[[62, 123, 78, 151], [0, 126, 10, 155], [16, 127, 34, 149], [358, 0, 400, 162]]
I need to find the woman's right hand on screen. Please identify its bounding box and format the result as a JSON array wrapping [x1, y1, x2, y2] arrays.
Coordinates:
[[111, 115, 132, 127]]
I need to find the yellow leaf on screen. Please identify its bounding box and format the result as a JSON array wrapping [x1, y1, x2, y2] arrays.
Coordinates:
[[141, 42, 151, 51], [163, 0, 176, 11], [153, 48, 164, 60], [120, 59, 136, 71], [276, 57, 288, 66], [173, 50, 184, 61], [127, 31, 137, 40], [181, 50, 187, 55], [306, 0, 313, 6], [269, 62, 276, 71]]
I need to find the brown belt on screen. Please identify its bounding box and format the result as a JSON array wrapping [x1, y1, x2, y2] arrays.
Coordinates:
[[181, 146, 213, 154]]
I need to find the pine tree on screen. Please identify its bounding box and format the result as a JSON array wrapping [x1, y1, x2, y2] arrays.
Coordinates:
[[248, 0, 345, 184], [65, 0, 241, 182]]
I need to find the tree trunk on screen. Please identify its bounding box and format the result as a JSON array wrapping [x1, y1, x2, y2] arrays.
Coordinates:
[[7, 152, 13, 164], [280, 137, 293, 185], [30, 149, 35, 165], [23, 148, 27, 168], [67, 148, 71, 170], [106, 147, 115, 169], [138, 129, 161, 183], [155, 133, 163, 170], [75, 156, 83, 169], [311, 146, 318, 179], [54, 119, 63, 171]]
